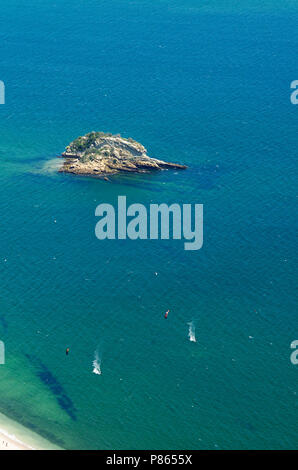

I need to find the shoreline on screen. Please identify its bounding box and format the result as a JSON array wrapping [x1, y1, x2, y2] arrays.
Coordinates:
[[0, 411, 62, 451], [0, 427, 36, 450]]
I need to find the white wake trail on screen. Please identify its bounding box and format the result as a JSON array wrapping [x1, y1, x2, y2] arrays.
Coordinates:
[[92, 350, 102, 375], [188, 321, 197, 343]]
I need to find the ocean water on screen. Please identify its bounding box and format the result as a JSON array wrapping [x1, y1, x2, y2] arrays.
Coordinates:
[[0, 0, 297, 450]]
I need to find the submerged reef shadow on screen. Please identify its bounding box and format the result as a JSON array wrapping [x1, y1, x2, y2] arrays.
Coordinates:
[[25, 354, 77, 421]]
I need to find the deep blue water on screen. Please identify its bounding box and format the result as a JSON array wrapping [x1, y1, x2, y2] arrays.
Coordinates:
[[0, 0, 297, 449]]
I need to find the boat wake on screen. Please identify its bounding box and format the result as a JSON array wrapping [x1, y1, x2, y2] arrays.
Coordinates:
[[188, 321, 196, 343], [92, 350, 102, 375]]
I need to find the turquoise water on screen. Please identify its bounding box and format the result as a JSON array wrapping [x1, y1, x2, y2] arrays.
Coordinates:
[[0, 0, 297, 449]]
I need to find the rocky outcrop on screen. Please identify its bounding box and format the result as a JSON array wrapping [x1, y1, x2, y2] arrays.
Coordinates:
[[59, 132, 187, 177]]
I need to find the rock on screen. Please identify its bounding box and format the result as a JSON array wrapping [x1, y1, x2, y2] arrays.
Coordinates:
[[58, 132, 187, 177]]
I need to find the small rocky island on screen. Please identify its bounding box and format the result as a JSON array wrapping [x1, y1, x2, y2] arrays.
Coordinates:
[[59, 132, 187, 177]]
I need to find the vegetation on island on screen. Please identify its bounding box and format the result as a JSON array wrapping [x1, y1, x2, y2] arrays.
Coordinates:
[[68, 132, 139, 154]]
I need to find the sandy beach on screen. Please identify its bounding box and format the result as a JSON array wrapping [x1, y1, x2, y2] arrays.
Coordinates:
[[0, 412, 61, 451], [0, 428, 35, 450]]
